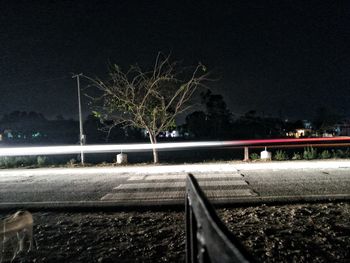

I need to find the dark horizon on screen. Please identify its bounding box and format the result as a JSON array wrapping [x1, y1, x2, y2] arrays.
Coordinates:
[[1, 1, 349, 121]]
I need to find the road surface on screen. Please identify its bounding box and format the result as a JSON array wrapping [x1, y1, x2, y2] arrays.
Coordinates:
[[0, 160, 349, 208]]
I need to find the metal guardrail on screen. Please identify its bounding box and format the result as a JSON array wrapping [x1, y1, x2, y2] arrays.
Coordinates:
[[185, 174, 255, 263]]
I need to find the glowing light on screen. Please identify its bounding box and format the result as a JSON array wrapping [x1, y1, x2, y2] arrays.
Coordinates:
[[0, 137, 349, 157]]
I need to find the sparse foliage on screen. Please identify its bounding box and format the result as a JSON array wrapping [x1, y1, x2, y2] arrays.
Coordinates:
[[274, 150, 288, 161], [0, 156, 38, 168], [303, 146, 317, 160], [86, 53, 210, 163], [67, 158, 77, 167], [250, 153, 260, 160], [332, 149, 346, 158], [36, 156, 48, 166], [319, 150, 331, 159], [292, 152, 302, 160]]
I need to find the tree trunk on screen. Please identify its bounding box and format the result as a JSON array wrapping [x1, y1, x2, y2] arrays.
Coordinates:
[[148, 133, 159, 163]]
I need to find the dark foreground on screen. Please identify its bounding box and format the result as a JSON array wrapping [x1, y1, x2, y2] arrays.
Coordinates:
[[2, 202, 349, 263]]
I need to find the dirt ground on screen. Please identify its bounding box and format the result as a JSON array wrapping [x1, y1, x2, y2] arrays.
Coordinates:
[[218, 202, 350, 263], [1, 202, 349, 263]]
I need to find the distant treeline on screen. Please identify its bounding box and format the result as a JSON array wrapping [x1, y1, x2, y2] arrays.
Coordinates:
[[0, 92, 343, 144]]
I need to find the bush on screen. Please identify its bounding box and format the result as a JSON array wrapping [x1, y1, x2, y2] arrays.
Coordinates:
[[274, 150, 288, 161], [319, 150, 331, 159], [0, 156, 37, 168], [344, 148, 350, 158], [332, 149, 348, 158], [292, 152, 302, 160], [250, 153, 260, 161], [67, 158, 77, 166], [37, 156, 48, 166], [18, 156, 36, 166], [303, 146, 317, 160], [0, 157, 12, 168]]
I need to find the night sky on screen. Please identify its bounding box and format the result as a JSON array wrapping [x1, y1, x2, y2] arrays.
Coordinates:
[[1, 0, 349, 121]]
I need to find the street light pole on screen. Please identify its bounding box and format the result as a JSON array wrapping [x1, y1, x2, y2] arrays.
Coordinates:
[[72, 73, 85, 165]]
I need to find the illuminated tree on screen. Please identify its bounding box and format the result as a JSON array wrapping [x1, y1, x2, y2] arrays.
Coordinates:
[[86, 53, 209, 163]]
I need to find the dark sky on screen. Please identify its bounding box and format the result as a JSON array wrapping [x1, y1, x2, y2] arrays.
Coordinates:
[[1, 0, 349, 121]]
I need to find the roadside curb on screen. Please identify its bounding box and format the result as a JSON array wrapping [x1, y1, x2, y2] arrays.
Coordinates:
[[0, 163, 239, 175], [232, 160, 350, 171], [1, 160, 350, 175]]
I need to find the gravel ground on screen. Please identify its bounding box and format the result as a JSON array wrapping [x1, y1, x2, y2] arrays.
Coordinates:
[[1, 202, 349, 263]]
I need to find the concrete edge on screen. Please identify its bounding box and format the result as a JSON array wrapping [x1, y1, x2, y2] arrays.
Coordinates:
[[233, 160, 350, 171], [0, 194, 349, 211], [1, 160, 350, 174]]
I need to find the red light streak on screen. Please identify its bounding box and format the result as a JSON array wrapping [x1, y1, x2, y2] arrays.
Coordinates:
[[223, 137, 350, 146]]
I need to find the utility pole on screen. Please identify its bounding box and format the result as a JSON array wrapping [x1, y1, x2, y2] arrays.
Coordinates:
[[72, 73, 85, 165]]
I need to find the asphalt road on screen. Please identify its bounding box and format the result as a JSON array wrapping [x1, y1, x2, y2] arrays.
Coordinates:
[[0, 161, 349, 208]]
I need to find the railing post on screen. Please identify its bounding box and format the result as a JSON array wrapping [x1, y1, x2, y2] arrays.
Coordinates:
[[191, 213, 199, 262], [186, 195, 190, 262], [186, 191, 199, 263], [243, 147, 250, 161]]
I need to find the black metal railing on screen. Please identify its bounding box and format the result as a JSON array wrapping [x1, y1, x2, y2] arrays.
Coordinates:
[[185, 174, 255, 263]]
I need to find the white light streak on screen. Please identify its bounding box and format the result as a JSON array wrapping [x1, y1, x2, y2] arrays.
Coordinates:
[[0, 141, 224, 157]]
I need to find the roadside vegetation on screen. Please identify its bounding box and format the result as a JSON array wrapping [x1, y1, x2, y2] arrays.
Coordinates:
[[250, 147, 350, 161], [0, 156, 48, 168], [1, 147, 350, 168]]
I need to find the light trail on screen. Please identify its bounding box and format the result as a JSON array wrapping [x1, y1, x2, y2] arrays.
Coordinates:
[[0, 137, 350, 157], [223, 137, 350, 146], [0, 142, 224, 156], [245, 143, 350, 149]]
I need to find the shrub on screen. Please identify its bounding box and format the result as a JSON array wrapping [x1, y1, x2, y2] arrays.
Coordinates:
[[67, 158, 77, 166], [303, 146, 317, 160], [332, 149, 347, 158], [337, 149, 347, 158], [37, 156, 48, 166], [331, 149, 337, 158], [292, 152, 302, 160], [0, 156, 37, 168], [344, 148, 350, 158], [0, 157, 12, 168], [250, 153, 260, 161], [319, 150, 331, 159], [16, 156, 35, 166], [274, 150, 288, 161]]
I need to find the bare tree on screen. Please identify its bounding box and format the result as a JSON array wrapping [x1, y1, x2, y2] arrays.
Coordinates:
[[85, 53, 209, 163]]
